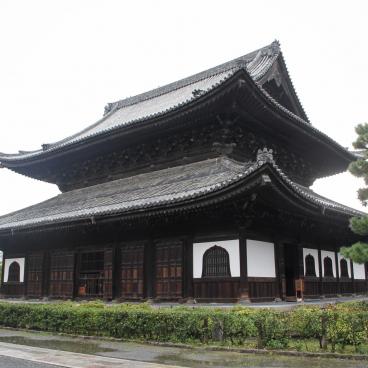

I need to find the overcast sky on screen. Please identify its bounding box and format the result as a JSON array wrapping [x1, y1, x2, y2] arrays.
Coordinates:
[[0, 0, 367, 216]]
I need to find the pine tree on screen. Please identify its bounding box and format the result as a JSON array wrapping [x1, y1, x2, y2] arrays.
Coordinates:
[[340, 123, 368, 263]]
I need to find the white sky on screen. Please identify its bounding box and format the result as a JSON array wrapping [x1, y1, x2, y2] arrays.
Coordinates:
[[0, 0, 367, 216]]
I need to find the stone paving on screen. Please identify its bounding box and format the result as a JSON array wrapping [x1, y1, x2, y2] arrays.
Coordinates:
[[1, 295, 367, 310], [0, 356, 63, 368], [0, 328, 367, 368], [0, 342, 179, 368]]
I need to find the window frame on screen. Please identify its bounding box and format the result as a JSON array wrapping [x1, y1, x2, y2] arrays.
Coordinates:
[[201, 245, 231, 278]]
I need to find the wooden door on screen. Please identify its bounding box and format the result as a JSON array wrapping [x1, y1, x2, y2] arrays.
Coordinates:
[[26, 253, 44, 298], [78, 251, 104, 298], [103, 249, 113, 299], [155, 241, 183, 299], [120, 244, 144, 299], [49, 251, 75, 298]]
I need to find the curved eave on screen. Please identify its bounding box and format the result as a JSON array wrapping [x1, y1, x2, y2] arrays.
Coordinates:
[[0, 70, 240, 168], [1, 69, 355, 171], [0, 159, 363, 236], [234, 69, 356, 167]]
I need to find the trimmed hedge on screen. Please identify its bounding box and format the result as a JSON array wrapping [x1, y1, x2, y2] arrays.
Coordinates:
[[0, 301, 368, 352]]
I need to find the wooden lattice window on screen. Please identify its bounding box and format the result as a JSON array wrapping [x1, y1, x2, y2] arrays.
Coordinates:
[[323, 257, 334, 277], [305, 254, 316, 277], [49, 251, 75, 298], [78, 251, 105, 298], [8, 262, 20, 282], [120, 244, 144, 299], [202, 245, 231, 278], [340, 259, 349, 278], [27, 253, 44, 297]]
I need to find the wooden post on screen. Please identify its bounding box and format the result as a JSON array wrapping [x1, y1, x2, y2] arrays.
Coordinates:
[[275, 242, 286, 301], [144, 240, 155, 300], [112, 245, 120, 300], [0, 250, 6, 296], [73, 251, 79, 299], [238, 235, 250, 303], [318, 248, 324, 297], [23, 252, 29, 299], [296, 244, 304, 301], [297, 244, 304, 279], [351, 260, 355, 294], [42, 251, 50, 298], [183, 238, 193, 302], [334, 250, 340, 295]]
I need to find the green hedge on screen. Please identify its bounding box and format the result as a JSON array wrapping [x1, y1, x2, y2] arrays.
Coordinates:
[[0, 301, 368, 352]]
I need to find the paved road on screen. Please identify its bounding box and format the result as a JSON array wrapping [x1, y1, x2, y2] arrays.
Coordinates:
[[0, 356, 62, 368], [0, 342, 180, 368], [0, 329, 367, 368]]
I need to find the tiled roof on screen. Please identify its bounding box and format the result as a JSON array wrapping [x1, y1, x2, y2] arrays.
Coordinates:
[[0, 42, 282, 161], [0, 156, 363, 232]]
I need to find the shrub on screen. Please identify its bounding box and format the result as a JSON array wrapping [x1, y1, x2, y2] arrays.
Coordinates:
[[0, 301, 367, 353], [253, 309, 290, 349], [291, 306, 325, 347]]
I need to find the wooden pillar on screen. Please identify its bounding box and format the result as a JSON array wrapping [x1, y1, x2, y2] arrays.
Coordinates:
[[23, 251, 29, 298], [112, 245, 120, 300], [144, 240, 155, 300], [275, 241, 286, 301], [183, 238, 193, 301], [73, 251, 79, 299], [297, 244, 304, 279], [238, 236, 250, 302], [351, 260, 355, 294], [42, 251, 50, 298], [318, 248, 324, 297], [334, 250, 340, 295], [0, 250, 6, 296]]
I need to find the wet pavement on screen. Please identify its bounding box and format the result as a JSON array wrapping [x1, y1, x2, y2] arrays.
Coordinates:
[[0, 356, 59, 368], [0, 328, 366, 368], [1, 295, 368, 310]]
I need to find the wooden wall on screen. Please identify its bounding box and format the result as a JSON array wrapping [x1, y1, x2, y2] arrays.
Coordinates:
[[1, 234, 367, 303]]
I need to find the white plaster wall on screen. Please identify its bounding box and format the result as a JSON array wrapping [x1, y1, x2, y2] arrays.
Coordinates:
[[246, 240, 275, 277], [338, 253, 351, 278], [303, 248, 319, 277], [193, 239, 240, 278], [353, 262, 366, 280], [3, 258, 25, 283], [321, 250, 336, 277]]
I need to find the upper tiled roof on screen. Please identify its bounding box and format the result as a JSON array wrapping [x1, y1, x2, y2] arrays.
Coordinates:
[[0, 41, 284, 161], [0, 155, 363, 232]]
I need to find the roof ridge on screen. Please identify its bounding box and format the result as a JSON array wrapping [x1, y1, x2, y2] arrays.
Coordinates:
[[104, 41, 280, 115], [0, 41, 281, 161]]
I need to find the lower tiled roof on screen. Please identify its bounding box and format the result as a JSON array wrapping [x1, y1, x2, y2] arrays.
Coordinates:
[[0, 157, 363, 231]]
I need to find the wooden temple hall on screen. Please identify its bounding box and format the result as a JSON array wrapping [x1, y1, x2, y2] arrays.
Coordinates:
[[0, 41, 367, 303]]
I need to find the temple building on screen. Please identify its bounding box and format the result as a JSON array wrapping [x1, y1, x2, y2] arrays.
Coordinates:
[[0, 41, 366, 302]]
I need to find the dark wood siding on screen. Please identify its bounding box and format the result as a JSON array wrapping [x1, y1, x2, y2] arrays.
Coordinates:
[[26, 253, 44, 298], [248, 277, 278, 301], [304, 277, 320, 297], [155, 241, 183, 299], [120, 244, 144, 299], [193, 278, 240, 300], [49, 251, 75, 298], [103, 248, 113, 299]]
